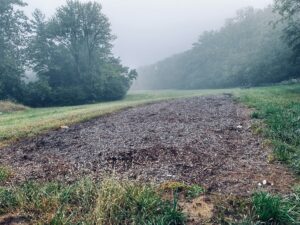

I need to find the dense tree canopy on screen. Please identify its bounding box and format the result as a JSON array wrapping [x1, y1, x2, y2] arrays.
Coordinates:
[[274, 0, 300, 58], [25, 0, 136, 106], [136, 7, 300, 90], [2, 0, 300, 103], [0, 0, 29, 100], [0, 0, 136, 107]]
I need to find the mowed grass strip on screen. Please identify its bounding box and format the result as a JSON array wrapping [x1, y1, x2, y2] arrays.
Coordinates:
[[237, 84, 300, 174], [0, 89, 231, 146]]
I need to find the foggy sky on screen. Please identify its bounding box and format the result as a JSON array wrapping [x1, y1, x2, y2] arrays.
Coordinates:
[[24, 0, 273, 68]]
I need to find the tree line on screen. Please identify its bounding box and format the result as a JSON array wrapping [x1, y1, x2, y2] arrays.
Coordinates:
[[136, 1, 300, 90], [0, 0, 137, 106]]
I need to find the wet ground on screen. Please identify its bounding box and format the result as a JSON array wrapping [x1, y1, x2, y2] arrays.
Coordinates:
[[0, 95, 295, 195]]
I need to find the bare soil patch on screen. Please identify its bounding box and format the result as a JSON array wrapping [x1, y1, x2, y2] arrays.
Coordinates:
[[0, 214, 29, 225], [0, 95, 295, 194]]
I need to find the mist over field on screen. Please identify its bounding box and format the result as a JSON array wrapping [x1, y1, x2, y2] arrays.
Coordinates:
[[1, 1, 300, 224], [2, 0, 299, 104], [24, 0, 272, 67]]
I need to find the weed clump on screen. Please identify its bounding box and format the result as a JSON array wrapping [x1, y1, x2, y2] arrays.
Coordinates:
[[252, 192, 297, 224]]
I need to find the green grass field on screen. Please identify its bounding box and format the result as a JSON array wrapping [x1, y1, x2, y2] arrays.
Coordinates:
[[0, 84, 300, 224], [237, 85, 300, 174]]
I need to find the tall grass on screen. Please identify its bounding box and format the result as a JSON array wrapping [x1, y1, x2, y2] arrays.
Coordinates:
[[94, 179, 185, 225], [0, 178, 186, 225], [252, 192, 294, 224]]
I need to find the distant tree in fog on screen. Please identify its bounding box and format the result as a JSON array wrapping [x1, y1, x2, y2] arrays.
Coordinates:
[[137, 6, 300, 90]]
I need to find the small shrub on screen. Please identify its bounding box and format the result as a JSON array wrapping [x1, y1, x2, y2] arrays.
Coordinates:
[[252, 192, 293, 224]]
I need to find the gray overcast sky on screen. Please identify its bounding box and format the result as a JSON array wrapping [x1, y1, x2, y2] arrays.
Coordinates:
[[24, 0, 273, 68]]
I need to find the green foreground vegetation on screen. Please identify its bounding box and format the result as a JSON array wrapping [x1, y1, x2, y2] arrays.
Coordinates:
[[1, 84, 300, 224], [0, 178, 299, 224], [0, 178, 188, 224], [237, 84, 300, 174]]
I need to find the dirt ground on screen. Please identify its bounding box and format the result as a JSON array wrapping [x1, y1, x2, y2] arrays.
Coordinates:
[[0, 95, 296, 195]]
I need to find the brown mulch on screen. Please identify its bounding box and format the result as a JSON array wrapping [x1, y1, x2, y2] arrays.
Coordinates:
[[0, 95, 296, 195]]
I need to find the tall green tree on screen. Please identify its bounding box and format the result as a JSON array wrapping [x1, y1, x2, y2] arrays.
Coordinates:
[[0, 0, 29, 100], [274, 0, 300, 57], [27, 0, 136, 106]]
